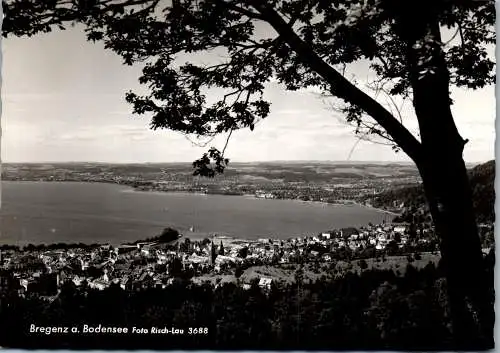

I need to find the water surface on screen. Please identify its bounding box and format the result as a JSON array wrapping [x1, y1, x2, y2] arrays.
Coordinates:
[[0, 181, 391, 245]]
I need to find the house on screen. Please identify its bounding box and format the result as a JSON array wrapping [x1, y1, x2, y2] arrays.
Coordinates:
[[72, 276, 85, 287], [117, 245, 136, 255], [394, 226, 407, 234], [258, 277, 273, 290], [120, 277, 131, 290], [322, 254, 333, 262], [80, 259, 89, 271], [157, 255, 168, 265], [189, 254, 210, 264], [19, 278, 35, 291], [215, 255, 236, 265], [57, 270, 70, 287], [114, 262, 131, 273], [138, 272, 149, 282], [101, 244, 112, 251], [377, 233, 387, 242], [89, 279, 108, 290], [340, 227, 359, 238]]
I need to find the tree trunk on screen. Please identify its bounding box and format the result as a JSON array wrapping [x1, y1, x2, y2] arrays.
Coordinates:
[[396, 8, 494, 349], [418, 155, 493, 349]]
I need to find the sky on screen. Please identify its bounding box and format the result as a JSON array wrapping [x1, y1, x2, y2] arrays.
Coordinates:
[[0, 21, 495, 164]]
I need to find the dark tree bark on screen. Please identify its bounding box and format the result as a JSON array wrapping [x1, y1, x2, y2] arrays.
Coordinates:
[[398, 6, 493, 348]]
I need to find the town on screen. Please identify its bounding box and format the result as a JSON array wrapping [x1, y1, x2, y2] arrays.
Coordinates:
[[1, 221, 494, 299], [1, 162, 421, 213]]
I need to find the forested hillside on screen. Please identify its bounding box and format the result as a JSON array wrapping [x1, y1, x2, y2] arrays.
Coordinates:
[[371, 160, 495, 223]]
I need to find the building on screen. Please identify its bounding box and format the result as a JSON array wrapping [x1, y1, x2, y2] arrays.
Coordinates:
[[258, 277, 273, 290], [120, 277, 131, 290], [394, 226, 407, 234], [211, 241, 217, 265], [72, 276, 85, 287], [89, 279, 108, 291]]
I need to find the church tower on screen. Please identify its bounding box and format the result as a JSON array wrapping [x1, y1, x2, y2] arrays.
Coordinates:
[[211, 241, 217, 265], [219, 241, 225, 256]]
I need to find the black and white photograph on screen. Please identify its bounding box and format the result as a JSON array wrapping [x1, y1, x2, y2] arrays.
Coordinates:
[[0, 0, 496, 350]]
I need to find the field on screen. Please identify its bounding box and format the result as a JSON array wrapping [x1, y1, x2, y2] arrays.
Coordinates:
[[192, 252, 441, 286], [2, 161, 421, 184]]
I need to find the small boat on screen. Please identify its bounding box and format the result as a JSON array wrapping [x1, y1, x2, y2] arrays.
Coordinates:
[[189, 226, 195, 232]]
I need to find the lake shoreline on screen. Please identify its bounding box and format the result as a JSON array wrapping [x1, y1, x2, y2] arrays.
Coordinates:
[[56, 179, 400, 216], [2, 178, 401, 216], [1, 180, 397, 245], [129, 187, 400, 215]]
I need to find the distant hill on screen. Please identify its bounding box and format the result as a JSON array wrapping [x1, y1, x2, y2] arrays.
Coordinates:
[[371, 160, 495, 223], [469, 160, 495, 222], [2, 161, 421, 183]]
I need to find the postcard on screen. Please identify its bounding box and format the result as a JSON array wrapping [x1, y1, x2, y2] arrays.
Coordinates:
[[0, 0, 495, 350]]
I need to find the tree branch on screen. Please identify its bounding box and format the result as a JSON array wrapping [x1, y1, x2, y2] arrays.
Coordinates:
[[250, 0, 423, 164], [217, 0, 265, 20], [221, 128, 234, 156]]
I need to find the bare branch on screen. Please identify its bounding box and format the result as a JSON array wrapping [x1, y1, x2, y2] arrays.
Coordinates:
[[249, 0, 423, 163], [443, 27, 460, 47], [127, 0, 160, 17], [221, 128, 234, 156], [346, 130, 394, 160], [216, 0, 265, 20], [222, 88, 245, 105], [184, 134, 216, 148]]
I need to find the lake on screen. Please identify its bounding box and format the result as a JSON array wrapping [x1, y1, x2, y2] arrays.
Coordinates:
[[0, 181, 392, 245]]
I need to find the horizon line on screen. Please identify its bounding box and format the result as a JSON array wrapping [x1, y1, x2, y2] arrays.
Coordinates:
[[0, 159, 489, 165]]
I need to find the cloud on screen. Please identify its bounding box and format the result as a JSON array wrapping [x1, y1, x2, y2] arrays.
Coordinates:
[[51, 125, 152, 142], [1, 26, 494, 163]]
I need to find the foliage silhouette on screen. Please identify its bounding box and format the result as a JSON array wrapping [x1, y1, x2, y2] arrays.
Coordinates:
[[2, 0, 495, 346], [0, 256, 494, 350]]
